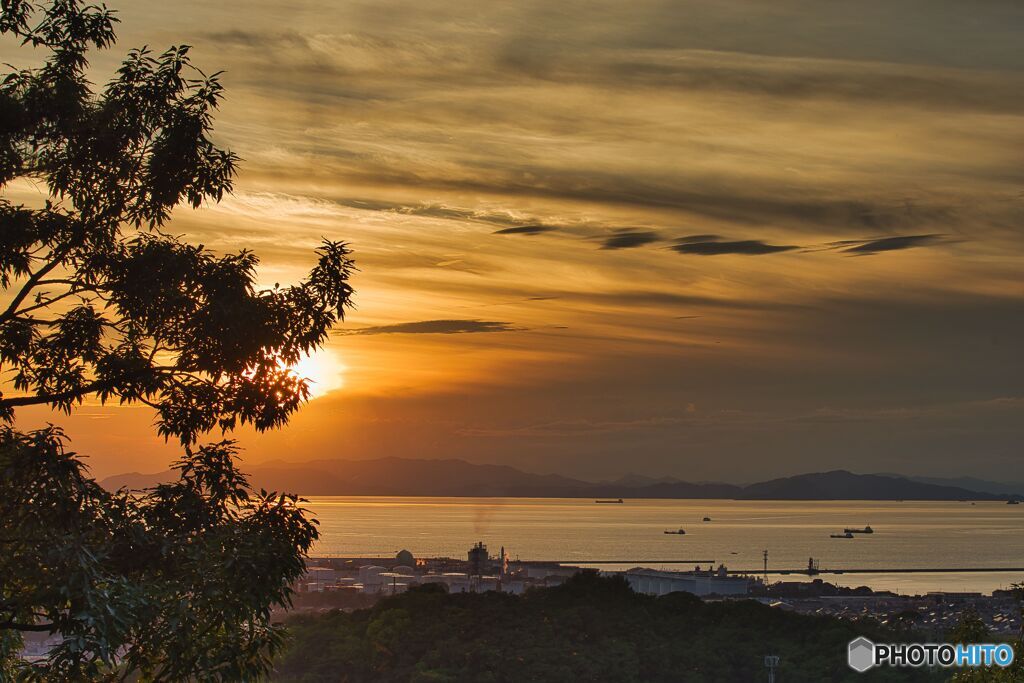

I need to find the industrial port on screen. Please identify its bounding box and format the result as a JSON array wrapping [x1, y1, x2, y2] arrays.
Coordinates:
[[287, 542, 1024, 638]]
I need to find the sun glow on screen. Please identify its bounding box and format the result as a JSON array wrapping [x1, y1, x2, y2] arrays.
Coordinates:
[[292, 351, 346, 399]]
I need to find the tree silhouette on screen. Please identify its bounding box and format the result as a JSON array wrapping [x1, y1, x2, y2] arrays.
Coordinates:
[[0, 1, 352, 440], [0, 1, 353, 679]]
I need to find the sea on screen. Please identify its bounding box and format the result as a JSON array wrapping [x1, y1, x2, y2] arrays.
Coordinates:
[[304, 497, 1024, 595]]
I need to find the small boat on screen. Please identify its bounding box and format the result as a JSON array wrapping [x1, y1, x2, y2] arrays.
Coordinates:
[[663, 528, 686, 535], [830, 532, 854, 539], [844, 526, 873, 534], [702, 517, 711, 522], [1008, 499, 1020, 505], [595, 498, 624, 504]]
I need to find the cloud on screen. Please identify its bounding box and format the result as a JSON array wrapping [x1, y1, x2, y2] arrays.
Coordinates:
[[344, 320, 521, 335], [671, 236, 799, 256], [493, 225, 557, 235], [196, 10, 1024, 249], [565, 290, 806, 312], [205, 26, 1024, 114], [600, 229, 661, 250], [331, 198, 527, 227], [674, 234, 723, 244], [594, 52, 1024, 115], [458, 415, 697, 438], [792, 397, 1024, 425], [346, 166, 962, 236], [834, 234, 946, 255], [392, 203, 522, 227], [204, 29, 1016, 243]]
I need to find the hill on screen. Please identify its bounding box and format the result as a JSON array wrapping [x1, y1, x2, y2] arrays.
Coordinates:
[[271, 573, 943, 683], [878, 473, 1024, 498], [99, 457, 597, 497], [98, 470, 177, 490], [242, 457, 593, 497], [100, 460, 1000, 501], [740, 470, 996, 501]]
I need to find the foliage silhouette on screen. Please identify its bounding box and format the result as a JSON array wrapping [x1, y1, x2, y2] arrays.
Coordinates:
[[949, 586, 1024, 682], [0, 0, 353, 679], [1, 429, 319, 680], [274, 572, 945, 683]]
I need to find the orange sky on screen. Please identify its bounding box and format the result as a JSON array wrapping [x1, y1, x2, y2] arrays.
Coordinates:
[[4, 0, 1024, 481]]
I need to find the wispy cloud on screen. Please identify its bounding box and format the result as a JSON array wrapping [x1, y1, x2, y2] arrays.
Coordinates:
[[833, 234, 947, 256]]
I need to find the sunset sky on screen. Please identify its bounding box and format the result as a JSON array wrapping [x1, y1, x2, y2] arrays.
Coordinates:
[[5, 0, 1024, 481]]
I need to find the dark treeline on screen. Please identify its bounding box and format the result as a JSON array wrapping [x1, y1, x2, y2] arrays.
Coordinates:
[[272, 572, 944, 682]]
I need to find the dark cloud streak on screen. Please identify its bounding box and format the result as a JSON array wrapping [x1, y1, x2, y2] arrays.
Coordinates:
[[600, 230, 661, 249], [493, 225, 557, 235], [671, 236, 799, 256], [343, 320, 521, 335]]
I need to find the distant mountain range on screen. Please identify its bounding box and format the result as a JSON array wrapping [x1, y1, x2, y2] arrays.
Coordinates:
[[876, 473, 1024, 498], [739, 470, 1007, 501], [99, 458, 1014, 501]]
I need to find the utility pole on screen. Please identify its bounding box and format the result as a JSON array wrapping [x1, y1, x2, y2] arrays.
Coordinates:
[[763, 549, 768, 585], [764, 655, 779, 683]]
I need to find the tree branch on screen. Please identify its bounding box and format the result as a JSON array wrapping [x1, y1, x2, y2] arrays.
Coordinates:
[[0, 620, 57, 632], [14, 287, 93, 317], [0, 365, 193, 411], [0, 248, 72, 324], [0, 379, 108, 409]]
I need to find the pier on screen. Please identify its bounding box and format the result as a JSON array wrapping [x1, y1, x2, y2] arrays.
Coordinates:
[[538, 560, 1024, 575], [536, 559, 716, 565], [730, 566, 1024, 576]]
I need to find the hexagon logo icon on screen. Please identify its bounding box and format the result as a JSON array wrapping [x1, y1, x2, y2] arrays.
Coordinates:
[[848, 637, 875, 672]]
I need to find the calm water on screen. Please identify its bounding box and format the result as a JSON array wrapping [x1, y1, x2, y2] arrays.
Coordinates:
[[305, 497, 1024, 594]]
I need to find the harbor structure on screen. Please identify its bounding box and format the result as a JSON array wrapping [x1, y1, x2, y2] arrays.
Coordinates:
[[623, 566, 752, 597]]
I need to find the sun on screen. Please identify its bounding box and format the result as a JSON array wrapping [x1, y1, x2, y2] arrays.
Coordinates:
[[291, 350, 346, 399]]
